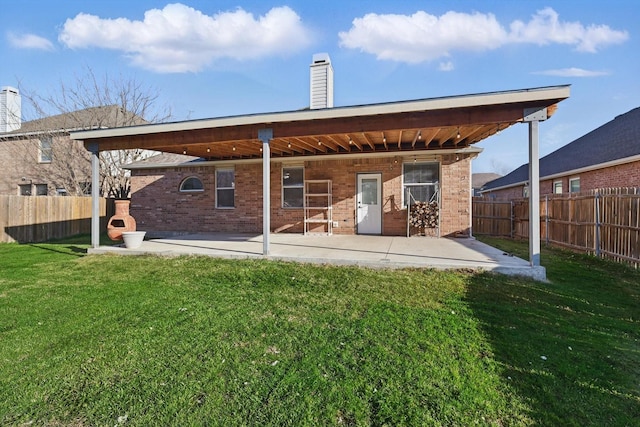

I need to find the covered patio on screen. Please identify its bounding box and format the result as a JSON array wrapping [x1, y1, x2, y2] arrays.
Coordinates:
[[88, 232, 545, 280], [72, 85, 570, 280]]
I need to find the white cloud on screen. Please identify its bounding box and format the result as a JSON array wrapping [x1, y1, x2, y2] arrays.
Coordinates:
[[8, 32, 55, 51], [509, 7, 627, 53], [339, 11, 506, 63], [533, 67, 610, 77], [339, 7, 628, 64], [58, 4, 312, 73]]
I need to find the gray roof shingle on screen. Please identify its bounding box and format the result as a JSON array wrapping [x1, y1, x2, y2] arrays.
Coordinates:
[[483, 106, 640, 190], [1, 105, 148, 136]]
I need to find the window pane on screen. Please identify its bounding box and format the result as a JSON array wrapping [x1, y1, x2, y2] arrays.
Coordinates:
[[80, 182, 92, 196], [217, 189, 234, 208], [19, 184, 31, 196], [283, 188, 303, 208], [570, 178, 580, 193], [405, 185, 436, 204], [403, 163, 438, 184], [217, 170, 234, 188], [36, 184, 48, 196], [361, 178, 378, 205], [554, 182, 562, 194], [283, 167, 303, 187], [40, 138, 52, 162], [403, 163, 439, 207], [181, 177, 204, 191]]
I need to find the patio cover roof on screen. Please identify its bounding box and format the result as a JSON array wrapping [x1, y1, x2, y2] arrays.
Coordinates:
[[71, 85, 570, 159], [73, 84, 570, 271]]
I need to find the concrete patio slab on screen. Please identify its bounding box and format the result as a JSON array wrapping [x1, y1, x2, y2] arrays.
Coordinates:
[[88, 233, 546, 280]]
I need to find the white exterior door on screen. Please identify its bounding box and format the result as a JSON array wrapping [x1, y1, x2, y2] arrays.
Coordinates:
[[357, 173, 382, 234]]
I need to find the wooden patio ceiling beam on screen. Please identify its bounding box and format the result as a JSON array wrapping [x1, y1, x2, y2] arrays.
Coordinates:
[[346, 134, 362, 151], [325, 135, 350, 152], [361, 132, 375, 150]]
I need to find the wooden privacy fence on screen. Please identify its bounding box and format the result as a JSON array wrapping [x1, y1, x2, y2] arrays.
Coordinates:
[[473, 189, 640, 266], [0, 196, 115, 243]]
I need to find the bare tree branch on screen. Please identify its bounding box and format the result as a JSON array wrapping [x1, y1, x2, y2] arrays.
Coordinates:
[[15, 66, 172, 197]]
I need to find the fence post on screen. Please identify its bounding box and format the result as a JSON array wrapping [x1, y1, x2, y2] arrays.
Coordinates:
[[510, 201, 514, 238], [595, 191, 601, 257], [544, 195, 549, 245]]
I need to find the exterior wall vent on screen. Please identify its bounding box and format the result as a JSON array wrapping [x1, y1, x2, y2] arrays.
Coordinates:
[[0, 86, 21, 132], [310, 53, 334, 110]]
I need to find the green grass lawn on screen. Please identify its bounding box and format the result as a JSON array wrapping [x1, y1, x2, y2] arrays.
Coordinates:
[[0, 236, 638, 426]]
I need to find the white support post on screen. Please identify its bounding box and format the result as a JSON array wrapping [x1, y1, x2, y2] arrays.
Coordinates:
[[524, 107, 547, 267], [87, 142, 100, 248], [259, 129, 273, 255], [528, 120, 541, 266]]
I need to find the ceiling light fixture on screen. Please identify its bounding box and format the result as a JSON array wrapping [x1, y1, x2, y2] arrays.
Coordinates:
[[318, 139, 322, 146], [182, 149, 187, 155], [232, 146, 236, 151], [206, 147, 211, 153], [457, 127, 461, 139], [287, 141, 292, 148], [418, 131, 422, 140]]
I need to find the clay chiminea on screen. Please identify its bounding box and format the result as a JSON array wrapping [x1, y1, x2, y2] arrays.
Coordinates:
[[107, 200, 137, 241]]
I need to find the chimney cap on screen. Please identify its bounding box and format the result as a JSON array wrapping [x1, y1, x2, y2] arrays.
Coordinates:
[[311, 53, 331, 65], [1, 86, 19, 94]]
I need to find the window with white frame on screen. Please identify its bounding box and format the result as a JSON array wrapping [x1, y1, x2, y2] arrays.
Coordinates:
[[282, 166, 303, 208], [523, 185, 529, 198], [39, 137, 52, 163], [216, 168, 235, 208], [180, 176, 204, 192], [403, 162, 439, 207], [553, 181, 563, 194], [569, 177, 580, 193]]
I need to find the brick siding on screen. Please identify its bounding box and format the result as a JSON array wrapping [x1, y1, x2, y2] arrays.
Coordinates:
[[130, 154, 472, 237], [481, 159, 640, 200]]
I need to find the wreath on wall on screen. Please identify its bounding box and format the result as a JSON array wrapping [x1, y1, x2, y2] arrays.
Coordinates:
[[409, 201, 439, 230]]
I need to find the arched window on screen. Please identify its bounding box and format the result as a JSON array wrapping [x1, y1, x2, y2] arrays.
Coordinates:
[[179, 176, 204, 192]]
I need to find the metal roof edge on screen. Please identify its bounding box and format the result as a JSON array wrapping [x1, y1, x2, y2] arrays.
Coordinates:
[[73, 85, 570, 141]]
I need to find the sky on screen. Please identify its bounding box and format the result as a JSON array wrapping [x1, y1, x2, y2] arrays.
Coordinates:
[[1, 0, 638, 174]]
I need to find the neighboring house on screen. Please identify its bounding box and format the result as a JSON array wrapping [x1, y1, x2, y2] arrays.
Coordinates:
[[481, 106, 640, 199], [72, 55, 569, 246], [472, 173, 501, 196], [0, 86, 147, 196]]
